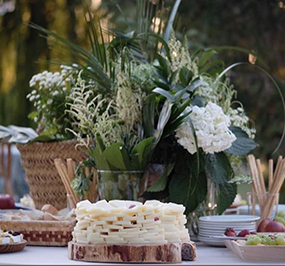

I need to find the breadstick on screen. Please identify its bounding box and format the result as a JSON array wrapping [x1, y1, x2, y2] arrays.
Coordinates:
[[268, 159, 274, 191], [248, 155, 264, 209], [66, 158, 75, 182], [261, 159, 285, 219]]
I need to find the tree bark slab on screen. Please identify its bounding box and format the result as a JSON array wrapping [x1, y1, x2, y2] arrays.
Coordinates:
[[68, 241, 196, 263]]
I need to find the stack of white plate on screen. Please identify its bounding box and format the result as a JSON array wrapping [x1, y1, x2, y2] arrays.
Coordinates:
[[198, 215, 260, 246]]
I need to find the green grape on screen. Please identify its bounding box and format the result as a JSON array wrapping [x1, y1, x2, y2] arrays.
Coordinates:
[[261, 238, 267, 245], [276, 235, 285, 245], [277, 211, 285, 218], [246, 235, 261, 245], [257, 233, 265, 237], [270, 239, 277, 245], [264, 236, 272, 245]]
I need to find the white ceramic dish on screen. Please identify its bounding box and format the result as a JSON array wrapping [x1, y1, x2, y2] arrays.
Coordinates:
[[209, 235, 247, 240], [199, 227, 256, 234], [200, 225, 256, 230], [14, 203, 33, 210], [198, 228, 256, 236], [197, 235, 225, 247], [199, 215, 260, 223], [199, 224, 256, 229], [199, 226, 256, 232]]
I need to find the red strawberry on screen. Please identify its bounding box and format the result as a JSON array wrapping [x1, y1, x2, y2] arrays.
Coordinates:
[[224, 227, 236, 237], [237, 229, 250, 237]]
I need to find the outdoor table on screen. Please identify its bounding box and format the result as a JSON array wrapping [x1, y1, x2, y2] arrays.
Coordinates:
[[0, 242, 284, 266]]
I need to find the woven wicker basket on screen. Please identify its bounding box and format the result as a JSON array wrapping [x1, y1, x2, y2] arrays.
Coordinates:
[[0, 220, 76, 246], [17, 140, 87, 210]]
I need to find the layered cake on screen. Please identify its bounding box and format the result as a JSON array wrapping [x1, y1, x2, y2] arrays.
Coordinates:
[[72, 199, 190, 245]]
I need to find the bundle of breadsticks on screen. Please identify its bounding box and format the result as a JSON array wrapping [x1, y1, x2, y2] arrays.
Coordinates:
[[54, 158, 99, 209], [247, 154, 285, 220]]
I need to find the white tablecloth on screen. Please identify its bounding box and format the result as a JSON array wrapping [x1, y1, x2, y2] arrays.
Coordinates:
[[0, 243, 284, 266]]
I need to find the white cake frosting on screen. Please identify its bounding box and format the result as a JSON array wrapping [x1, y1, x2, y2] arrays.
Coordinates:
[[72, 199, 190, 245]]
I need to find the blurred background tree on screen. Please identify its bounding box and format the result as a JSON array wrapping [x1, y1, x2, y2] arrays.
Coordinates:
[[0, 0, 285, 199]]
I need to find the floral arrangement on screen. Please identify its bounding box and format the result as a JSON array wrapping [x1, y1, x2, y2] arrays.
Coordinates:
[[27, 65, 79, 140], [28, 0, 258, 215]]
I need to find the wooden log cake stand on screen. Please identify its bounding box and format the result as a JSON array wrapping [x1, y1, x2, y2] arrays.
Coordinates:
[[68, 241, 196, 263]]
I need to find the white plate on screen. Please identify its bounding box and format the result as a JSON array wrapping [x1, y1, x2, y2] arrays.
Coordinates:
[[199, 222, 257, 227], [209, 235, 247, 240], [199, 223, 256, 228], [199, 215, 260, 223], [15, 203, 33, 210], [198, 235, 225, 247], [199, 224, 256, 230], [199, 228, 256, 236]]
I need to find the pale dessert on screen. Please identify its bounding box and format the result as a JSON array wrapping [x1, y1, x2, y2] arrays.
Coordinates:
[[0, 230, 23, 244], [72, 199, 190, 245]]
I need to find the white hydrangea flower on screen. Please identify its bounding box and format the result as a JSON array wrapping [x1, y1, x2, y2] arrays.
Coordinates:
[[176, 102, 237, 154]]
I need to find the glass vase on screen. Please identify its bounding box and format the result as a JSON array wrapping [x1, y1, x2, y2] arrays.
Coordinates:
[[187, 179, 217, 239], [97, 170, 144, 201]]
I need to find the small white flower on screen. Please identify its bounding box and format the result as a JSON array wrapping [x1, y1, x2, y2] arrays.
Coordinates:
[[47, 99, 53, 105], [29, 95, 35, 101]]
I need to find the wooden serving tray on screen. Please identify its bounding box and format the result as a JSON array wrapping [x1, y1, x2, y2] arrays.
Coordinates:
[[0, 240, 27, 253], [225, 240, 285, 262], [68, 241, 196, 263]]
